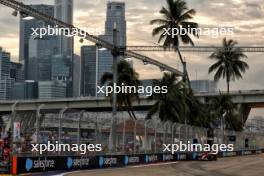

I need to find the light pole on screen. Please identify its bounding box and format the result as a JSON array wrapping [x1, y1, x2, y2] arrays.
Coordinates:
[[109, 22, 118, 152]]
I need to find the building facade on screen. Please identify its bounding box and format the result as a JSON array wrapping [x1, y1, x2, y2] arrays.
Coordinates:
[[80, 2, 127, 97], [81, 46, 97, 96], [0, 47, 14, 100], [38, 80, 66, 99], [28, 36, 59, 81], [105, 2, 126, 47], [12, 81, 38, 100], [54, 0, 74, 97], [73, 54, 81, 97], [19, 4, 54, 79], [10, 62, 24, 82], [190, 80, 217, 93]]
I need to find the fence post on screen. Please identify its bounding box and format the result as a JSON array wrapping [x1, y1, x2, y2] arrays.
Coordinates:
[[58, 107, 68, 149], [172, 123, 177, 144], [77, 111, 85, 147], [122, 117, 126, 154], [144, 120, 151, 153], [154, 122, 159, 153], [134, 120, 137, 155], [36, 104, 45, 144]]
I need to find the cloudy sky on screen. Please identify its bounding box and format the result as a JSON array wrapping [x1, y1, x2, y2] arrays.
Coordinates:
[[0, 0, 264, 116]]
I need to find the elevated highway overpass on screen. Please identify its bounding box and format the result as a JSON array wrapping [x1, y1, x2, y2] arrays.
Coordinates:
[[1, 90, 264, 122]]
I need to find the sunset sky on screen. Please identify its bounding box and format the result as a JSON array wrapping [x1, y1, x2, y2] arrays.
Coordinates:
[[0, 0, 263, 94]]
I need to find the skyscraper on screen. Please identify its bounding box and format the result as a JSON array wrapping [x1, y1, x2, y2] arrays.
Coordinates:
[[80, 2, 127, 97], [73, 54, 81, 97], [81, 46, 97, 96], [0, 48, 11, 78], [54, 0, 74, 97], [28, 36, 59, 81], [54, 0, 73, 56], [0, 47, 14, 100], [19, 4, 54, 80], [105, 2, 126, 46], [10, 62, 24, 82]]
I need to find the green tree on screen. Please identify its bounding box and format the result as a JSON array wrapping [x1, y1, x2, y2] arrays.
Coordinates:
[[208, 94, 242, 131], [147, 72, 211, 128], [101, 60, 140, 120], [186, 91, 211, 127], [209, 38, 249, 93], [150, 0, 199, 85], [146, 72, 188, 123]]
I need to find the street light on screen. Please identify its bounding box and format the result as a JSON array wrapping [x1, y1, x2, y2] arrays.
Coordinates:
[[109, 22, 118, 152]]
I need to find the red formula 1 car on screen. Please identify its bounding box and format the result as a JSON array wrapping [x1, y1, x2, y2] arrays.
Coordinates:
[[197, 152, 218, 161]]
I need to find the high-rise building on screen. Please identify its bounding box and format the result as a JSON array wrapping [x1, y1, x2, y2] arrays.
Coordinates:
[[10, 62, 24, 82], [12, 81, 38, 100], [73, 54, 81, 97], [0, 78, 14, 100], [80, 2, 127, 97], [81, 47, 115, 97], [0, 48, 11, 79], [51, 54, 70, 81], [19, 4, 54, 79], [105, 2, 126, 46], [190, 80, 217, 93], [81, 46, 97, 96], [97, 49, 113, 86], [55, 0, 73, 53], [38, 80, 66, 99], [0, 47, 14, 100], [55, 0, 74, 96], [28, 36, 59, 81]]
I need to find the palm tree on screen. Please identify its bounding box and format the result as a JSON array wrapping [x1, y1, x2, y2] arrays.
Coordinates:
[[101, 60, 141, 120], [147, 72, 188, 123], [209, 38, 249, 94], [186, 90, 211, 127], [208, 93, 242, 131], [150, 0, 199, 86]]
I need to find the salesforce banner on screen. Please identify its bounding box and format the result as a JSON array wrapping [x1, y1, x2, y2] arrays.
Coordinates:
[[14, 153, 181, 174], [13, 150, 263, 174]]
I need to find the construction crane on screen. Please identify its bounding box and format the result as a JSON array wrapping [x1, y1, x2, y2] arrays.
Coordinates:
[[0, 0, 184, 76], [125, 46, 264, 53]]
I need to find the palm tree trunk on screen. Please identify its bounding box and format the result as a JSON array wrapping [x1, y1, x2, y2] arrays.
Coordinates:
[[227, 78, 230, 94]]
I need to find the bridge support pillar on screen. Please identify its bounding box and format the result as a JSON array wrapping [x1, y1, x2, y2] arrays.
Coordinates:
[[238, 104, 251, 125]]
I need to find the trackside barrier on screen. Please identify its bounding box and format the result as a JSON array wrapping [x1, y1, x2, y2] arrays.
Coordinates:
[[12, 149, 264, 175]]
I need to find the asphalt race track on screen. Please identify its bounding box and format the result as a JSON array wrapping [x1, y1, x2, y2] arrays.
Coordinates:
[[65, 154, 264, 176]]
